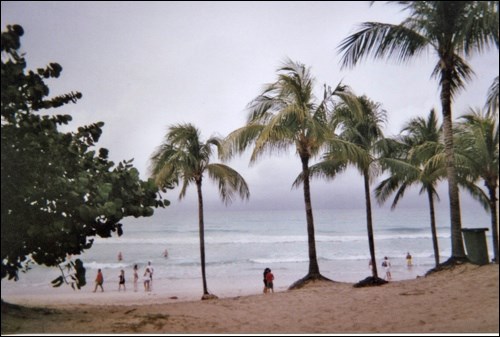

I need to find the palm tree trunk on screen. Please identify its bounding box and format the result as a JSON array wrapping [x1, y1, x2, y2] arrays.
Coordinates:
[[363, 169, 378, 278], [301, 155, 321, 277], [440, 66, 466, 261], [487, 184, 499, 264], [196, 178, 209, 295], [427, 189, 440, 267]]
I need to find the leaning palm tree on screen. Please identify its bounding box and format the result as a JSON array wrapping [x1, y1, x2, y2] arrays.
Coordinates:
[[376, 109, 444, 267], [149, 123, 250, 298], [328, 96, 386, 281], [225, 59, 362, 288], [338, 1, 499, 263], [455, 109, 499, 263]]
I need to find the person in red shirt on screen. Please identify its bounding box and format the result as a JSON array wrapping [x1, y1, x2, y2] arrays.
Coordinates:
[[265, 268, 274, 293], [93, 269, 104, 292]]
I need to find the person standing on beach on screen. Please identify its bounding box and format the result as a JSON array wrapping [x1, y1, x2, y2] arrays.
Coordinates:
[[133, 264, 139, 292], [147, 261, 154, 289], [93, 269, 104, 292], [263, 268, 270, 293], [117, 251, 123, 261], [143, 266, 151, 292], [406, 252, 413, 267], [118, 269, 126, 291], [382, 256, 392, 281], [265, 268, 274, 293], [163, 249, 169, 258]]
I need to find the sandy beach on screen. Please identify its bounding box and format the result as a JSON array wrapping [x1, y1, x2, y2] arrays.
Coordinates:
[[1, 263, 498, 334]]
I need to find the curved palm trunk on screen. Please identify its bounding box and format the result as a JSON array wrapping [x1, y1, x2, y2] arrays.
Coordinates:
[[301, 155, 321, 277], [363, 169, 378, 278], [487, 184, 499, 264], [427, 189, 440, 267], [440, 67, 466, 261], [196, 178, 209, 295]]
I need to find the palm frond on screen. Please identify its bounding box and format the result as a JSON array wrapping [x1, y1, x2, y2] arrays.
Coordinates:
[[375, 177, 410, 209], [250, 125, 296, 164], [338, 22, 428, 69], [379, 157, 421, 180], [207, 163, 250, 205], [486, 76, 499, 113], [323, 136, 371, 171], [431, 53, 473, 99], [223, 124, 265, 161], [458, 178, 490, 212], [292, 158, 348, 189], [178, 176, 192, 200], [457, 1, 499, 56]]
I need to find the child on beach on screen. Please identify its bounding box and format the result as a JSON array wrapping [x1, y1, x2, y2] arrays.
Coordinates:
[[118, 269, 126, 291], [93, 269, 104, 292], [265, 268, 274, 293]]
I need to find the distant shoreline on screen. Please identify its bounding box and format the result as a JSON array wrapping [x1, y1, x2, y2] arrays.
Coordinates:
[[2, 263, 498, 334]]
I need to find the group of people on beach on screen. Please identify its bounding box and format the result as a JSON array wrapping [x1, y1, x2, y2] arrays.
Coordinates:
[[371, 252, 413, 281], [97, 251, 414, 294], [93, 261, 155, 293]]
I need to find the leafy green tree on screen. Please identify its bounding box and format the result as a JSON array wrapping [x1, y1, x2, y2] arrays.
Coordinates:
[[1, 25, 168, 285], [376, 109, 444, 267], [225, 59, 362, 288], [455, 109, 499, 263], [338, 1, 499, 262], [149, 123, 249, 298]]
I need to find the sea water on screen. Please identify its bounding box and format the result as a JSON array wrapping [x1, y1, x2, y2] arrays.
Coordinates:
[[1, 206, 494, 301]]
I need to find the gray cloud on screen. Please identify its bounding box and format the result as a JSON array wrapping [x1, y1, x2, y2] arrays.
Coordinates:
[[2, 1, 498, 213]]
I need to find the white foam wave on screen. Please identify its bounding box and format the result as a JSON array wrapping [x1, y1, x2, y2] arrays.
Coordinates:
[[250, 257, 309, 264], [93, 232, 451, 246], [84, 261, 130, 270]]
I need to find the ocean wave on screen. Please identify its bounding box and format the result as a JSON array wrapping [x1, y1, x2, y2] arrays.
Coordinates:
[[249, 251, 452, 265], [249, 257, 309, 264], [93, 232, 451, 246], [83, 261, 131, 270]]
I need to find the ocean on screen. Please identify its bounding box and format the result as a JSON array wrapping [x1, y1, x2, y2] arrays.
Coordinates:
[[1, 206, 494, 301]]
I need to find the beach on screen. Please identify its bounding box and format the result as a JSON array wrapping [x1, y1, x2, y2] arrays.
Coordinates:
[[2, 263, 498, 334]]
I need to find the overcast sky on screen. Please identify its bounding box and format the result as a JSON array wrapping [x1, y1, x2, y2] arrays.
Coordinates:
[[2, 1, 498, 213]]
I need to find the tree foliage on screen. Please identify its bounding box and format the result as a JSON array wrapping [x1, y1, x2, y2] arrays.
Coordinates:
[[150, 123, 249, 297], [455, 109, 499, 263], [376, 109, 445, 267], [1, 24, 169, 283], [225, 59, 362, 286], [338, 1, 499, 262]]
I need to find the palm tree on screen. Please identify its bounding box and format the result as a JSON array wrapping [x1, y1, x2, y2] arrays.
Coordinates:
[[149, 123, 250, 298], [486, 76, 499, 113], [455, 109, 499, 263], [376, 109, 444, 267], [327, 96, 386, 280], [338, 1, 499, 263], [225, 59, 362, 287]]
